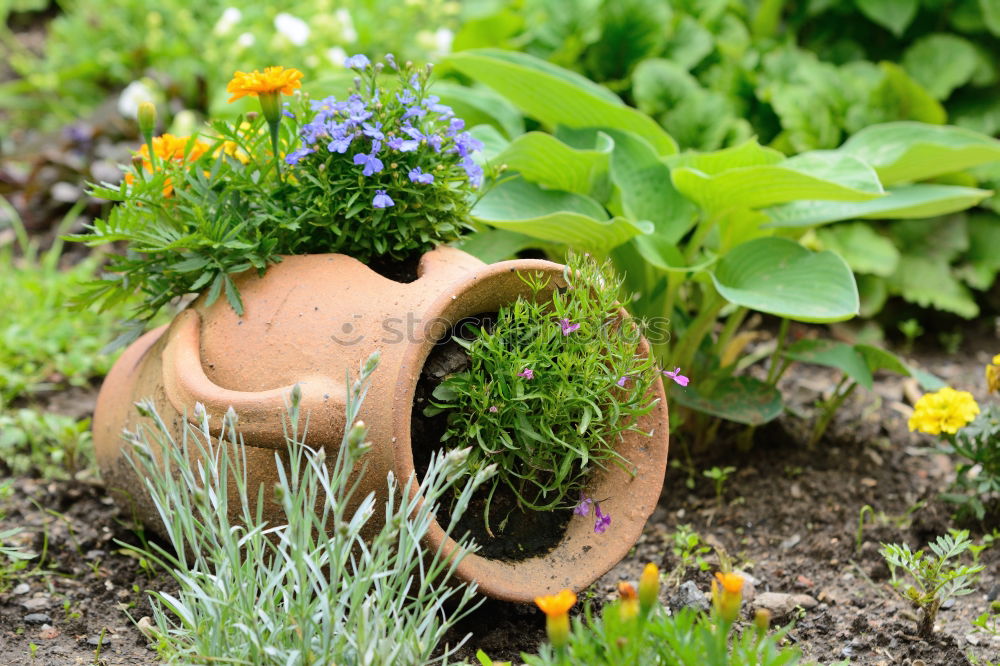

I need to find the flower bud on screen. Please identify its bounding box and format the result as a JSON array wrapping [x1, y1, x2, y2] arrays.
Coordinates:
[[753, 608, 771, 635], [711, 571, 744, 625], [638, 563, 660, 615], [535, 589, 576, 651], [137, 101, 157, 143], [617, 582, 638, 622]]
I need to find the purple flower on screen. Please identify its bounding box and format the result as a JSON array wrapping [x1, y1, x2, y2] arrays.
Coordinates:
[[284, 147, 314, 165], [594, 503, 611, 534], [616, 376, 629, 388], [662, 367, 690, 387], [362, 121, 384, 140], [408, 167, 434, 184], [397, 89, 416, 105], [460, 156, 483, 187], [426, 133, 443, 152], [559, 318, 580, 336], [372, 190, 394, 208], [518, 368, 534, 380], [453, 131, 483, 158], [388, 136, 419, 152], [488, 405, 498, 413], [328, 130, 354, 154], [353, 144, 384, 176], [447, 118, 465, 134], [384, 53, 397, 70], [402, 105, 427, 121], [573, 493, 593, 516], [344, 54, 370, 69]]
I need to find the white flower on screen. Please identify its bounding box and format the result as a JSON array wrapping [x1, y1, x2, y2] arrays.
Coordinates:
[[434, 27, 454, 54], [213, 7, 241, 35], [326, 46, 347, 66], [274, 12, 309, 46], [117, 80, 155, 119], [335, 8, 357, 43], [237, 32, 255, 48]]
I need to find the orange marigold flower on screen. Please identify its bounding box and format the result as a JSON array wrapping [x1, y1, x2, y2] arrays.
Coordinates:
[[534, 589, 576, 617], [617, 582, 639, 621], [711, 571, 744, 623], [227, 66, 303, 102], [125, 133, 209, 196]]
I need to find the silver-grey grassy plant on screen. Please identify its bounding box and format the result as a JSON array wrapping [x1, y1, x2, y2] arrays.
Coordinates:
[[122, 351, 494, 665]]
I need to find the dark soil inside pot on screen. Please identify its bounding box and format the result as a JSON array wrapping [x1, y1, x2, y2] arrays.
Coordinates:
[[410, 313, 572, 561], [365, 251, 421, 283]]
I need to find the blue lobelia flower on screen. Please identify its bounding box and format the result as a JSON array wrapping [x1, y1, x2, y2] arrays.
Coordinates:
[[362, 121, 384, 141], [353, 139, 384, 176], [344, 54, 370, 69], [408, 167, 434, 184], [387, 136, 419, 152], [372, 189, 394, 208], [284, 147, 314, 165], [327, 125, 354, 154]]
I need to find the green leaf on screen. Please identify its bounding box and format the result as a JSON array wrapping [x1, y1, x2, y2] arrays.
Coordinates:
[[902, 33, 979, 100], [668, 138, 784, 174], [632, 235, 717, 273], [886, 255, 979, 318], [432, 82, 525, 140], [672, 376, 783, 425], [494, 131, 612, 195], [956, 212, 1000, 289], [468, 125, 510, 163], [816, 222, 900, 277], [455, 229, 542, 264], [784, 339, 874, 389], [856, 0, 917, 36], [840, 122, 1000, 185], [444, 49, 677, 155], [711, 237, 859, 322], [471, 177, 651, 250], [605, 129, 697, 243], [673, 151, 882, 213], [767, 184, 993, 227], [982, 0, 1000, 37]]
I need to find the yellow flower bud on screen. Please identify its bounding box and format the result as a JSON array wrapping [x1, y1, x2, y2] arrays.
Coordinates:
[[137, 101, 157, 143], [753, 608, 771, 635], [638, 563, 660, 615], [617, 582, 639, 622]]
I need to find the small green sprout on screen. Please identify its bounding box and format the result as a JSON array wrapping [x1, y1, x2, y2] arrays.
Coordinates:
[[702, 466, 736, 503], [880, 529, 984, 638]]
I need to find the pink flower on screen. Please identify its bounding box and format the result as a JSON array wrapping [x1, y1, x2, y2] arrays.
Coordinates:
[[662, 367, 689, 387], [488, 405, 498, 413], [559, 318, 580, 336], [594, 503, 611, 534], [518, 368, 534, 380], [616, 376, 629, 388]]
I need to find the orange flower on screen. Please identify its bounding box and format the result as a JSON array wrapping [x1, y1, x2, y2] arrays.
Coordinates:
[[226, 66, 303, 102], [535, 589, 576, 649], [617, 582, 639, 621], [534, 589, 576, 617], [125, 133, 209, 196], [711, 571, 744, 623]]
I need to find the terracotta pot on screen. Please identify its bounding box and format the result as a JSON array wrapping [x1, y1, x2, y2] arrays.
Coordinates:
[[93, 246, 669, 603]]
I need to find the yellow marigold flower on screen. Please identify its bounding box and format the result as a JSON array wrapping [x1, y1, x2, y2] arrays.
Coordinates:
[[908, 387, 980, 435], [535, 589, 576, 649], [216, 140, 250, 165], [226, 66, 303, 102], [986, 354, 1000, 394], [125, 134, 209, 196], [711, 571, 744, 624], [638, 562, 660, 615]]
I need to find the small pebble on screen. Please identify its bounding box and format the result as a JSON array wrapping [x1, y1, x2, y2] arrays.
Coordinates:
[[24, 613, 52, 624], [12, 583, 30, 595], [86, 635, 111, 647], [669, 580, 710, 614]]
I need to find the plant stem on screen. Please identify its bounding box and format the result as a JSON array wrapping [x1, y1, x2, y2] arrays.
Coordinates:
[[714, 306, 748, 363], [752, 0, 785, 39], [672, 290, 725, 372], [808, 377, 857, 448], [765, 318, 790, 385]]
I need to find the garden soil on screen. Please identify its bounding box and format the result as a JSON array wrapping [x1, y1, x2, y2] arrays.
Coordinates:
[[2, 332, 1000, 665]]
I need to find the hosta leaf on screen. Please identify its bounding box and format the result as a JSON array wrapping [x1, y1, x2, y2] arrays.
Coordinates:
[[815, 222, 900, 277], [711, 237, 859, 322], [783, 339, 874, 389], [671, 376, 783, 425], [456, 229, 542, 264], [856, 0, 918, 37], [445, 49, 677, 155], [886, 255, 979, 318], [472, 177, 651, 250], [494, 131, 612, 195], [766, 184, 992, 227], [902, 33, 979, 100], [840, 122, 1000, 185], [672, 151, 882, 213], [433, 82, 524, 140]]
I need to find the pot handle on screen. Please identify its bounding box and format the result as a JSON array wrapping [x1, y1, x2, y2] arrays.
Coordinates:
[[161, 309, 346, 448]]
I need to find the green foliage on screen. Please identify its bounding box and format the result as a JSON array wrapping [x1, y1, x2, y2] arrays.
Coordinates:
[[429, 255, 660, 518], [0, 408, 93, 479], [940, 404, 1000, 521], [521, 594, 802, 666], [703, 465, 736, 502], [451, 49, 996, 433], [125, 353, 491, 664], [0, 480, 34, 592], [70, 59, 483, 334], [0, 1, 461, 134], [880, 530, 985, 638], [0, 208, 128, 404], [666, 524, 713, 587]]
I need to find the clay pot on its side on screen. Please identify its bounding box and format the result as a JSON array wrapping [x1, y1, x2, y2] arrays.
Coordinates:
[[93, 247, 669, 603]]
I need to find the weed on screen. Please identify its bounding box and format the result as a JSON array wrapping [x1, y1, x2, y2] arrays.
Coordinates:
[[703, 466, 736, 503]]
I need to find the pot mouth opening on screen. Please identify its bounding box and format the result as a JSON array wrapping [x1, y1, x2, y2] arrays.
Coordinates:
[[410, 308, 573, 562], [364, 251, 422, 284]]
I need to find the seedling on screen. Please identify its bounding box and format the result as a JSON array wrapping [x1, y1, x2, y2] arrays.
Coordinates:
[[665, 524, 712, 587], [880, 530, 984, 638], [702, 466, 736, 503]]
